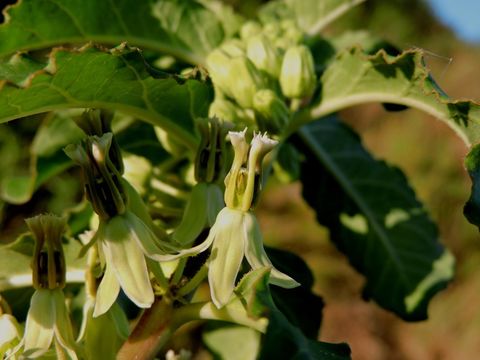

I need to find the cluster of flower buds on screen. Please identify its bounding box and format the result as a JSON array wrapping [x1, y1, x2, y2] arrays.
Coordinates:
[[207, 19, 317, 134]]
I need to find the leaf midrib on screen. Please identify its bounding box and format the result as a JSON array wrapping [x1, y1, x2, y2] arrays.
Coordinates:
[[298, 124, 412, 288]]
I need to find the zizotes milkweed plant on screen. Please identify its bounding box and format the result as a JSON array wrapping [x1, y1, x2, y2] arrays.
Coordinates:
[[1, 0, 479, 359]]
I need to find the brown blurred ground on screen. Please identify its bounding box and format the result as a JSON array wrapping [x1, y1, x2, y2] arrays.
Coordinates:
[[258, 41, 480, 360]]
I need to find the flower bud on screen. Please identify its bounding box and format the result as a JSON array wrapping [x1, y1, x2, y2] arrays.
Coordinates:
[[240, 21, 262, 41], [206, 49, 234, 98], [74, 109, 124, 174], [26, 214, 67, 290], [246, 35, 281, 78], [219, 39, 245, 58], [194, 118, 228, 184], [64, 134, 127, 219], [227, 56, 266, 108], [209, 98, 245, 124], [253, 89, 290, 133], [280, 45, 317, 99]]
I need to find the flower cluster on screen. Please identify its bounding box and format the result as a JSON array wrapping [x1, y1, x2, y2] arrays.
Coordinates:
[[207, 19, 317, 133]]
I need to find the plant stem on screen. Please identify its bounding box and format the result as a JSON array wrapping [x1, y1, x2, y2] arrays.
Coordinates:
[[177, 264, 208, 297], [117, 297, 175, 360]]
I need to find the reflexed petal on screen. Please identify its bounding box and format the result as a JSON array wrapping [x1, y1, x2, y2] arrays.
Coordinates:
[[23, 289, 55, 358], [52, 289, 78, 360], [103, 216, 154, 308], [243, 212, 300, 288], [123, 211, 176, 259], [208, 208, 246, 308], [94, 261, 121, 317]]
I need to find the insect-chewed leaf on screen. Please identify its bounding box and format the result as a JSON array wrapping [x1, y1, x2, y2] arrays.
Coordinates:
[[293, 117, 454, 321]]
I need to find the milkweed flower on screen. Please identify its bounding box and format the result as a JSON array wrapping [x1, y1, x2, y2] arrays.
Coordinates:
[[0, 313, 22, 359], [18, 214, 78, 359], [161, 130, 299, 308], [65, 133, 173, 316]]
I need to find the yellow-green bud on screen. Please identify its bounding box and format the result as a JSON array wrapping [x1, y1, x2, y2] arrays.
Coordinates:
[[253, 89, 290, 133], [240, 21, 263, 41], [262, 22, 281, 41], [207, 49, 234, 98], [246, 35, 282, 78], [227, 56, 266, 108], [209, 98, 244, 124], [26, 214, 67, 290], [220, 39, 245, 58], [280, 45, 317, 99]]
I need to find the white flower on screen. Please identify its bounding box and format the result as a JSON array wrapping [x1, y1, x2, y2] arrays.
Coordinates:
[[22, 289, 78, 359]]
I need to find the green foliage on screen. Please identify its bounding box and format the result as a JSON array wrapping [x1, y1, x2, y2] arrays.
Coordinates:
[[293, 118, 455, 320], [0, 44, 212, 150], [0, 0, 478, 358]]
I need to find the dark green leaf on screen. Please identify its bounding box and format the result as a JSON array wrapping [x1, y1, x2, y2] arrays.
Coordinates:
[[235, 268, 350, 360], [293, 117, 454, 320], [464, 144, 480, 228], [267, 247, 324, 339]]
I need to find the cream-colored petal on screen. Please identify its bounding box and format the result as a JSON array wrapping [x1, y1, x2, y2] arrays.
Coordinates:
[[94, 261, 120, 317], [123, 211, 176, 259], [23, 289, 55, 358], [77, 298, 94, 341], [243, 213, 300, 289], [103, 216, 154, 309], [208, 208, 246, 308], [0, 314, 22, 356], [52, 289, 78, 360]]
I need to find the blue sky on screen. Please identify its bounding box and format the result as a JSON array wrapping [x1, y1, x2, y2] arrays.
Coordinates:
[[426, 0, 480, 43]]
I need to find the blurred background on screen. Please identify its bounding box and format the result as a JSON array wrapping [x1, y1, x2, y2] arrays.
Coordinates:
[[246, 0, 480, 359], [1, 1, 480, 359]]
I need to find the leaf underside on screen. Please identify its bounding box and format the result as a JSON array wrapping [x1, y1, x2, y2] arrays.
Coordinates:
[[0, 0, 233, 64], [0, 44, 212, 150], [296, 47, 480, 147], [294, 117, 454, 321]]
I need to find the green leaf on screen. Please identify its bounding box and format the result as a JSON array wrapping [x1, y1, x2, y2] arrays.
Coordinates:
[[0, 112, 84, 204], [260, 0, 365, 36], [464, 144, 480, 228], [0, 44, 212, 151], [293, 117, 454, 320], [292, 48, 480, 146], [0, 0, 232, 64], [203, 323, 261, 360], [233, 268, 350, 360], [0, 233, 86, 291], [115, 121, 170, 166], [266, 247, 324, 339]]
